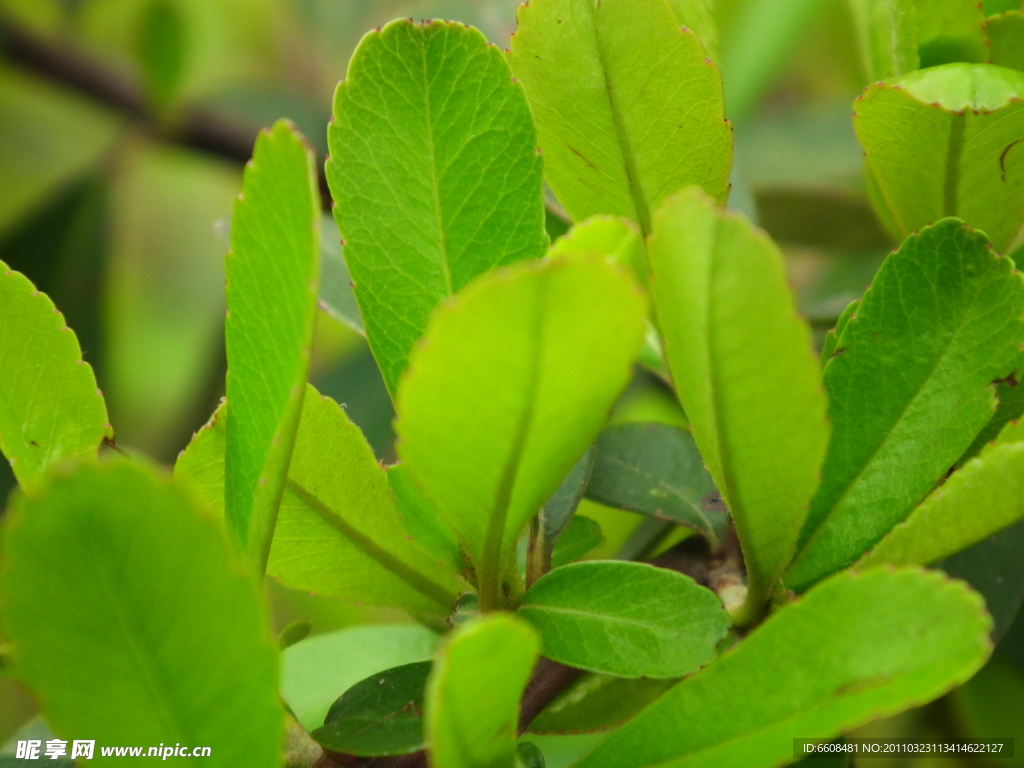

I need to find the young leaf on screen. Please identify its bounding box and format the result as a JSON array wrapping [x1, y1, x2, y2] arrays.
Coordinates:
[[528, 674, 677, 735], [176, 386, 469, 616], [987, 11, 1024, 71], [844, 0, 918, 82], [312, 661, 431, 757], [225, 119, 320, 572], [0, 263, 110, 490], [859, 439, 1024, 570], [787, 219, 1024, 591], [396, 256, 646, 610], [665, 0, 718, 61], [549, 216, 647, 285], [506, 0, 732, 233], [585, 422, 725, 546], [854, 63, 1024, 253], [0, 461, 282, 767], [550, 516, 604, 569], [518, 561, 729, 678], [426, 614, 540, 768], [573, 568, 992, 768], [326, 19, 547, 396], [281, 624, 440, 731], [648, 188, 828, 617], [914, 0, 988, 67]]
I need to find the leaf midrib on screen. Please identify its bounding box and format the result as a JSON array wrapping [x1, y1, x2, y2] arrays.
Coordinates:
[[420, 31, 455, 297], [521, 602, 686, 637]]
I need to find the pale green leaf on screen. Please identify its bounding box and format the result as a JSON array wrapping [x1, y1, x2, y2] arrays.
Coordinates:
[[326, 19, 548, 396], [507, 0, 732, 233], [319, 215, 364, 335], [549, 216, 647, 285], [426, 613, 539, 768], [572, 568, 992, 768], [176, 386, 469, 616], [854, 62, 1024, 252], [518, 561, 729, 678], [281, 624, 440, 732], [0, 460, 282, 767], [987, 11, 1024, 72], [788, 219, 1024, 592], [225, 119, 320, 571], [396, 256, 646, 610], [648, 187, 828, 614], [845, 0, 919, 82], [388, 463, 465, 577], [665, 0, 718, 61], [0, 263, 110, 490], [915, 0, 988, 67]]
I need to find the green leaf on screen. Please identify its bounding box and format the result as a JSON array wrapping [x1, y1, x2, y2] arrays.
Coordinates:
[[987, 11, 1024, 71], [915, 0, 988, 67], [540, 449, 596, 548], [985, 0, 1023, 13], [319, 216, 364, 335], [225, 119, 320, 572], [515, 742, 546, 768], [281, 624, 440, 732], [136, 0, 187, 113], [0, 263, 110, 490], [585, 422, 725, 546], [665, 0, 717, 61], [312, 661, 431, 757], [572, 568, 992, 768], [648, 187, 828, 616], [549, 216, 647, 286], [426, 614, 539, 768], [278, 619, 312, 651], [518, 561, 729, 678], [955, 370, 1024, 467], [326, 19, 548, 396], [858, 425, 1024, 569], [845, 0, 919, 82], [529, 674, 677, 735], [388, 463, 465, 577], [820, 299, 859, 366], [854, 63, 1024, 253], [176, 386, 469, 616], [0, 461, 282, 766], [396, 256, 646, 611], [506, 0, 732, 233], [787, 219, 1024, 592], [550, 516, 604, 569]]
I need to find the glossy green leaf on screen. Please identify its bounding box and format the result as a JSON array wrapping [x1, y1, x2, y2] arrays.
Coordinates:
[[0, 461, 282, 767], [529, 674, 677, 735], [550, 516, 604, 569], [396, 256, 646, 610], [312, 661, 431, 757], [426, 614, 540, 768], [326, 19, 548, 396], [225, 119, 320, 571], [518, 561, 729, 678], [859, 421, 1024, 569], [788, 219, 1024, 591], [507, 0, 732, 233], [649, 188, 828, 615], [176, 386, 469, 616], [586, 422, 725, 546], [0, 263, 110, 490], [281, 624, 440, 732], [915, 0, 988, 67], [854, 63, 1024, 252], [319, 216, 364, 335], [846, 0, 919, 82], [987, 11, 1024, 71], [573, 568, 992, 768]]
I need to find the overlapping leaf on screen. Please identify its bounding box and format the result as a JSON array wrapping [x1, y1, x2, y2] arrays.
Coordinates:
[[507, 0, 732, 233], [648, 188, 828, 616], [841, 0, 918, 82], [0, 461, 282, 768], [529, 674, 677, 735], [855, 63, 1024, 252], [176, 386, 468, 616], [788, 219, 1024, 592], [573, 568, 991, 768], [987, 11, 1024, 71], [915, 0, 988, 67], [225, 119, 320, 570], [326, 19, 548, 395], [0, 263, 110, 490]]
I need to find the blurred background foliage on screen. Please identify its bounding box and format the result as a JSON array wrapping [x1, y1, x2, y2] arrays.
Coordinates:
[[0, 0, 1020, 764]]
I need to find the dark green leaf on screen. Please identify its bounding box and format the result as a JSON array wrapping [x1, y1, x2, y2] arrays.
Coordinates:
[[515, 741, 546, 768], [326, 19, 548, 395], [527, 448, 596, 584], [550, 516, 604, 569], [541, 448, 595, 547], [573, 568, 992, 768], [915, 0, 988, 67], [518, 561, 729, 678], [312, 661, 431, 757], [788, 219, 1024, 591], [278, 620, 312, 651], [225, 119, 320, 571], [586, 422, 725, 546], [136, 0, 187, 112], [529, 674, 677, 735]]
